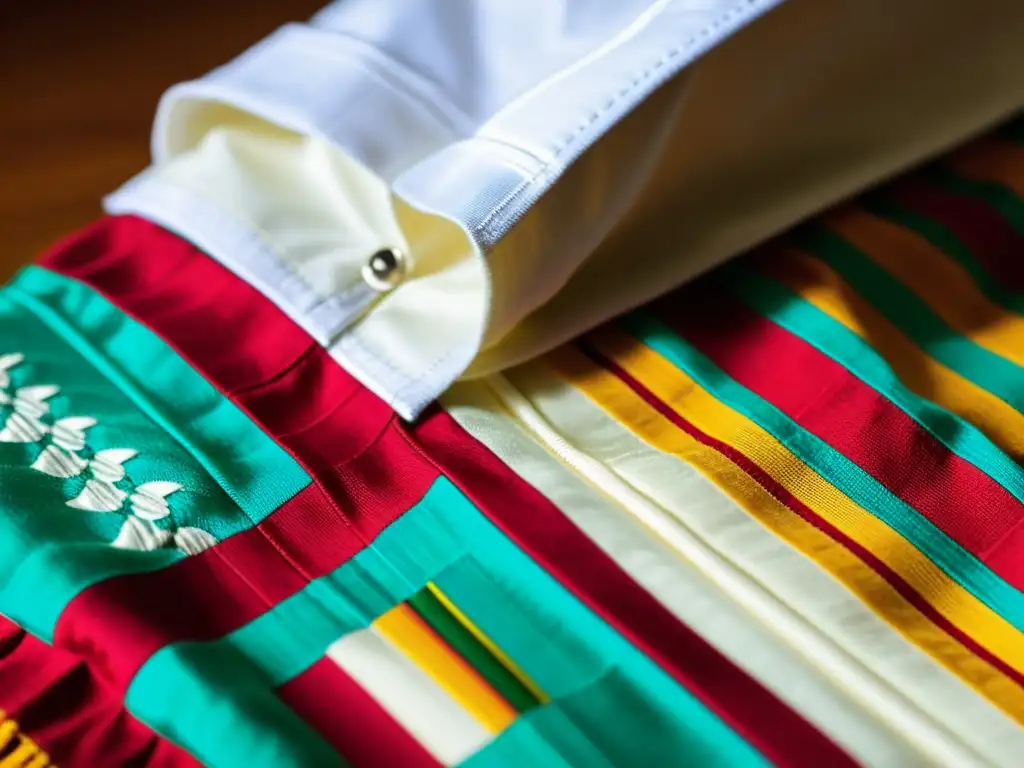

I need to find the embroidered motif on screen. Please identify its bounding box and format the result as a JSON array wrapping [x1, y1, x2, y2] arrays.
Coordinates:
[[0, 354, 216, 557], [0, 354, 24, 388], [129, 481, 182, 520]]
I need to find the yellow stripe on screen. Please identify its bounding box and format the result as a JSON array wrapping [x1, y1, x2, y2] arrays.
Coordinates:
[[545, 335, 1024, 722], [0, 714, 50, 768], [948, 139, 1024, 198], [373, 603, 518, 733], [760, 247, 1024, 464], [425, 582, 549, 704], [826, 206, 1024, 370], [0, 736, 46, 768], [0, 717, 16, 755]]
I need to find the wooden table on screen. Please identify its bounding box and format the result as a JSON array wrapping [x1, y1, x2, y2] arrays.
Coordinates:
[[0, 0, 323, 279]]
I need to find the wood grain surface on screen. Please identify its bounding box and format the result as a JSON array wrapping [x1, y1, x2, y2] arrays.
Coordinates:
[[0, 1, 323, 278]]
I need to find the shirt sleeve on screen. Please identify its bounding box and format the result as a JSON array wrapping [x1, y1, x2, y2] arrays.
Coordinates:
[[105, 0, 1024, 419]]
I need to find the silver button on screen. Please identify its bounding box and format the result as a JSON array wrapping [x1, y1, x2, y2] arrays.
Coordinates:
[[362, 247, 406, 292]]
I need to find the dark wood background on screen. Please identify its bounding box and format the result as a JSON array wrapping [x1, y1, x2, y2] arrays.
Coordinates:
[[0, 1, 324, 278]]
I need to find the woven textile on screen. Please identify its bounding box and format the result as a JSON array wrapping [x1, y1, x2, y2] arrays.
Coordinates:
[[0, 118, 1021, 765]]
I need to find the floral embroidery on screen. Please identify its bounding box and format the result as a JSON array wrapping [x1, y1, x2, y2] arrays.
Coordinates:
[[0, 353, 216, 556]]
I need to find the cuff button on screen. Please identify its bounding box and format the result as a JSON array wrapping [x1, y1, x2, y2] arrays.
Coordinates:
[[362, 247, 407, 292]]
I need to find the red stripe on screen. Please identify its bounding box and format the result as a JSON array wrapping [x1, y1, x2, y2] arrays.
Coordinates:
[[985, 522, 1024, 591], [44, 217, 435, 705], [42, 214, 851, 762], [577, 340, 1024, 691], [277, 658, 440, 768], [657, 289, 1024, 579], [405, 407, 857, 767], [40, 215, 312, 393], [0, 614, 198, 767], [889, 178, 1024, 292]]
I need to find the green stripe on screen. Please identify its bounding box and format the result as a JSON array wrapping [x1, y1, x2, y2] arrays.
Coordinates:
[[0, 268, 309, 640], [464, 670, 706, 768], [862, 195, 1024, 316], [726, 263, 1024, 510], [130, 477, 765, 768], [794, 226, 1024, 413], [408, 586, 542, 712], [433, 560, 765, 766], [926, 166, 1024, 238], [622, 309, 1024, 635]]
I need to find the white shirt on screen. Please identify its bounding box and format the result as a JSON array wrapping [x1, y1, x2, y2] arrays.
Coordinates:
[[107, 0, 1024, 419]]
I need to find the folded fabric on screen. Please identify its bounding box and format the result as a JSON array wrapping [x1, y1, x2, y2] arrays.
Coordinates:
[[4, 217, 880, 767], [0, 614, 194, 767], [2, 112, 1024, 766], [107, 0, 1024, 417]]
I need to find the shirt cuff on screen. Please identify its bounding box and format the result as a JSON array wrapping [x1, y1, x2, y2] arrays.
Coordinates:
[[105, 0, 1024, 419], [104, 124, 488, 421], [104, 0, 784, 419]]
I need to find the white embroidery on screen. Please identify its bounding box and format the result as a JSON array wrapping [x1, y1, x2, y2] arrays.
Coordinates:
[[90, 449, 137, 482], [31, 445, 88, 478], [0, 383, 59, 441], [113, 516, 173, 551], [14, 385, 60, 416], [0, 352, 217, 556], [0, 353, 24, 388], [173, 526, 218, 556], [67, 479, 129, 512], [0, 412, 48, 443], [51, 416, 96, 452], [129, 481, 181, 521]]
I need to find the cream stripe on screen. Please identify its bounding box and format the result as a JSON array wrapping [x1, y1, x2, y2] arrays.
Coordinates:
[[482, 364, 1024, 766], [373, 603, 518, 733], [327, 628, 492, 766], [444, 379, 931, 767], [503, 361, 1024, 766]]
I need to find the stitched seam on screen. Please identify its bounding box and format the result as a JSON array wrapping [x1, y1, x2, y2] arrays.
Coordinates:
[[343, 1, 770, 412], [470, 0, 763, 241]]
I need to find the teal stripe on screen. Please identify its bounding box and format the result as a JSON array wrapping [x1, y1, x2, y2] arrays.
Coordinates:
[[725, 264, 1024, 509], [125, 479, 459, 768], [862, 195, 1024, 316], [926, 166, 1024, 238], [435, 561, 763, 766], [130, 478, 765, 768], [465, 664, 751, 768], [133, 645, 346, 768], [0, 267, 310, 640], [622, 309, 1024, 634], [793, 227, 1024, 413], [15, 267, 310, 520], [461, 703, 615, 768]]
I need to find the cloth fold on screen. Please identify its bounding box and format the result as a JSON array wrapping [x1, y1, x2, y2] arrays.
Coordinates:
[[108, 0, 1024, 418]]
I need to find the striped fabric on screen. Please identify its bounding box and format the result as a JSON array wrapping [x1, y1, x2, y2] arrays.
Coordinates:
[[0, 117, 1019, 766], [35, 218, 849, 767], [514, 118, 1024, 763]]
